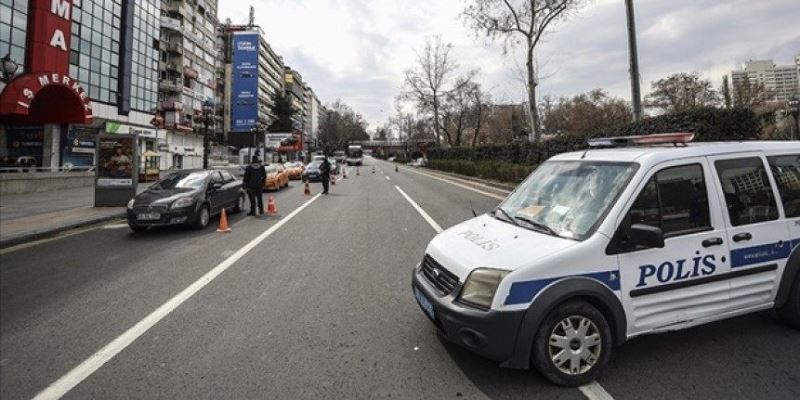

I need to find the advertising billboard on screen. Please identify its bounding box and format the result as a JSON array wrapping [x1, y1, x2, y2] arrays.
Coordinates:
[[97, 136, 135, 187], [231, 32, 259, 132]]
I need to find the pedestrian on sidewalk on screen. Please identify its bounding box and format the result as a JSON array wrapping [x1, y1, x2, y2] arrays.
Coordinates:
[[319, 156, 331, 195], [243, 156, 266, 215]]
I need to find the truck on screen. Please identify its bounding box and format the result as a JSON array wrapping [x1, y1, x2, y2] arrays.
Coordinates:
[[346, 145, 364, 166]]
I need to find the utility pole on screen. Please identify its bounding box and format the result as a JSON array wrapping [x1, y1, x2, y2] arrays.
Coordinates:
[[625, 0, 643, 122]]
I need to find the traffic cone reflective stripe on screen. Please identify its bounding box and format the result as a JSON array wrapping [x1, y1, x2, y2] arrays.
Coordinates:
[[372, 166, 375, 174], [267, 196, 278, 215], [217, 208, 231, 233], [304, 181, 311, 196]]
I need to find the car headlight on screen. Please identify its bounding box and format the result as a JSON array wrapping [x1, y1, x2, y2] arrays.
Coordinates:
[[459, 268, 510, 309], [127, 198, 135, 210], [171, 197, 196, 209]]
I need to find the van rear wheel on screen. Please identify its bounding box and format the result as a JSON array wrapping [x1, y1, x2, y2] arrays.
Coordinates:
[[777, 273, 800, 330], [532, 300, 612, 387]]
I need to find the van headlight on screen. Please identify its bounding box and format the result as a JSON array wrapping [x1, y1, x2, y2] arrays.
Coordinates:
[[127, 198, 135, 210], [458, 268, 509, 309], [171, 197, 196, 209]]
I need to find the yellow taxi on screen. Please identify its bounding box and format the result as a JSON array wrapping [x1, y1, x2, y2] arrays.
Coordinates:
[[284, 161, 305, 180], [264, 164, 289, 190]]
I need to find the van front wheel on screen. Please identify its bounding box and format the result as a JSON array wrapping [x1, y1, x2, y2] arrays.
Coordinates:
[[532, 300, 612, 387], [777, 273, 800, 330]]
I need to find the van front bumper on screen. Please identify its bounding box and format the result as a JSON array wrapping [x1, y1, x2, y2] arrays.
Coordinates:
[[411, 265, 526, 365]]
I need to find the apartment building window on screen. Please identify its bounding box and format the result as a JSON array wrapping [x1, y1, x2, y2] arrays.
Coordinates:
[[130, 0, 160, 112], [69, 0, 122, 105], [0, 0, 28, 73]]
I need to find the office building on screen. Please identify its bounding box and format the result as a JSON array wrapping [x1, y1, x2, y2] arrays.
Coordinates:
[[732, 57, 800, 103]]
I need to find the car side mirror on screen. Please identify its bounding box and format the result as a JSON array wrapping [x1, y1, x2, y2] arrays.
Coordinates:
[[629, 224, 665, 249]]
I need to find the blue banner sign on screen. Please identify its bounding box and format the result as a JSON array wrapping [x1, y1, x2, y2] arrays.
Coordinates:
[[231, 32, 259, 132]]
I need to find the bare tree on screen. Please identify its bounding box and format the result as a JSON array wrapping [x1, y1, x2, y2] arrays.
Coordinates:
[[540, 89, 631, 137], [463, 0, 586, 142], [733, 76, 770, 109], [319, 100, 370, 152], [402, 37, 480, 147], [402, 37, 457, 146], [644, 72, 720, 114]]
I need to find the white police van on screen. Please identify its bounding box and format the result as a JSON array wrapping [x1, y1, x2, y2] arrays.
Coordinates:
[[412, 133, 800, 386]]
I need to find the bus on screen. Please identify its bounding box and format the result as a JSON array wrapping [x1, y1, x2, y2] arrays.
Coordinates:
[[346, 145, 364, 166]]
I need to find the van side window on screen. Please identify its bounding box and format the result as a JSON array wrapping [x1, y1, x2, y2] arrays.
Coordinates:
[[715, 157, 779, 226], [628, 164, 711, 236], [767, 154, 800, 218]]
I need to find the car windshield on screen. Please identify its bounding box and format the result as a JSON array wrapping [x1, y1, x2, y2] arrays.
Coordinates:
[[334, 151, 345, 157], [150, 172, 207, 190], [285, 162, 302, 168], [265, 165, 278, 173], [496, 161, 637, 240], [308, 161, 322, 168]]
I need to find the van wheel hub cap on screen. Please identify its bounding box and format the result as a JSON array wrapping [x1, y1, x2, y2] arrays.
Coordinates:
[[548, 316, 602, 376]]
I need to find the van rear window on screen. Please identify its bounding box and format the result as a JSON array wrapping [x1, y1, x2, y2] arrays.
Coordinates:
[[768, 154, 800, 218]]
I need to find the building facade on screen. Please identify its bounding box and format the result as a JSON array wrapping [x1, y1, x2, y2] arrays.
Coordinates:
[[156, 0, 220, 170], [732, 57, 800, 103], [283, 66, 306, 131], [1, 0, 162, 170]]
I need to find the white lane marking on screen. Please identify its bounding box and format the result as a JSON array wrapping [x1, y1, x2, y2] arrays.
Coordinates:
[[103, 223, 128, 230], [32, 194, 322, 400], [395, 186, 443, 234], [402, 168, 508, 201], [579, 381, 615, 400], [385, 176, 391, 181]]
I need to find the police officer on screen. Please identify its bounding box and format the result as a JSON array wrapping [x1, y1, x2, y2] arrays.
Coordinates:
[[319, 156, 331, 195], [243, 156, 266, 215]]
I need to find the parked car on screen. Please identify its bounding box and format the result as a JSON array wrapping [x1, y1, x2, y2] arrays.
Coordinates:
[[302, 160, 323, 182], [127, 169, 244, 232], [333, 150, 347, 164], [328, 158, 340, 175], [284, 161, 305, 180], [409, 157, 427, 167], [265, 164, 289, 190]]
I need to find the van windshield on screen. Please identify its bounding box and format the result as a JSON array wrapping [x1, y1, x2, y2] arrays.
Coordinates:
[[496, 161, 637, 240]]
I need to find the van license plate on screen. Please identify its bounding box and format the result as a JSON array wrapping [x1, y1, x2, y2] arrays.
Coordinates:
[[137, 212, 160, 221], [414, 287, 435, 321]]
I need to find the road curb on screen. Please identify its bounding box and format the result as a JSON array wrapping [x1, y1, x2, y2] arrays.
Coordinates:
[[0, 212, 126, 249]]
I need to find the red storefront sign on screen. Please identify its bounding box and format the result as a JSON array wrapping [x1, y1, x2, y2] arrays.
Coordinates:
[[0, 0, 93, 124]]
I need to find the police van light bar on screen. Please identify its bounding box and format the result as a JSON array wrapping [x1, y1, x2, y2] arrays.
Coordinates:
[[587, 132, 695, 148]]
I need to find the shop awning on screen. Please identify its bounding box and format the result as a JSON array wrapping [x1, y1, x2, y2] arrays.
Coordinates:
[[0, 72, 93, 125]]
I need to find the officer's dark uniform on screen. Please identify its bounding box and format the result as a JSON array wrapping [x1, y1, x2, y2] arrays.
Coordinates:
[[320, 158, 331, 194], [243, 157, 266, 214]]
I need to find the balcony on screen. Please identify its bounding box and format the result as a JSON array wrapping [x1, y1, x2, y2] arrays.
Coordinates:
[[160, 101, 184, 111], [183, 66, 199, 80], [158, 79, 182, 92], [160, 15, 182, 32], [166, 42, 183, 54]]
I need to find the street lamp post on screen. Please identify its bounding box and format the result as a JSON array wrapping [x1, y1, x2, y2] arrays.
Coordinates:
[[201, 101, 215, 170], [789, 96, 800, 141], [0, 53, 19, 83], [249, 123, 265, 162], [625, 0, 643, 122]]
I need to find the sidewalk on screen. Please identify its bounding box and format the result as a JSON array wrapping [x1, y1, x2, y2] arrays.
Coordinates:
[[0, 185, 148, 248]]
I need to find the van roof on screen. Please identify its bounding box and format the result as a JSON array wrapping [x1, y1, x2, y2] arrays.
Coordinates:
[[551, 141, 800, 165]]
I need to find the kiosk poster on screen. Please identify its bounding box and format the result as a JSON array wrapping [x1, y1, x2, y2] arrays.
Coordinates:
[[97, 136, 135, 186]]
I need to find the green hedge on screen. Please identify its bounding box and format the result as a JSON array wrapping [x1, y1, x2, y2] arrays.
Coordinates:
[[426, 159, 534, 183], [428, 107, 762, 165]]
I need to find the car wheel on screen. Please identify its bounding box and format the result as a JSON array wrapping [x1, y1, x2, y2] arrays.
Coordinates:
[[193, 204, 210, 229], [129, 225, 147, 233], [233, 194, 245, 214], [777, 272, 800, 330], [531, 300, 612, 387]]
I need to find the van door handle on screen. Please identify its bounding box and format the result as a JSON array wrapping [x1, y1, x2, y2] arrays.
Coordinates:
[[733, 233, 752, 242], [702, 237, 724, 247]]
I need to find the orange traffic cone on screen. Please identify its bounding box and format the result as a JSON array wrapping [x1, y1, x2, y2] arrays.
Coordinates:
[[217, 208, 231, 233], [356, 167, 360, 176], [343, 168, 348, 179], [331, 175, 336, 185], [395, 164, 399, 172], [304, 181, 311, 196], [372, 166, 375, 174], [266, 196, 278, 216]]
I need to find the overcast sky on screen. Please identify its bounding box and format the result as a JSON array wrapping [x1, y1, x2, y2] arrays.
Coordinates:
[[218, 0, 800, 129]]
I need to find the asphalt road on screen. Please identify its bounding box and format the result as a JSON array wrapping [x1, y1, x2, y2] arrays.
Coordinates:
[[1, 157, 798, 400]]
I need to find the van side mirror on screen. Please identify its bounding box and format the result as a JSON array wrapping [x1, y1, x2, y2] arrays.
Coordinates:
[[629, 224, 665, 249]]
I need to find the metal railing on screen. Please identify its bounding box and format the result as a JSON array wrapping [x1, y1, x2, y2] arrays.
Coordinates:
[[0, 165, 95, 174]]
